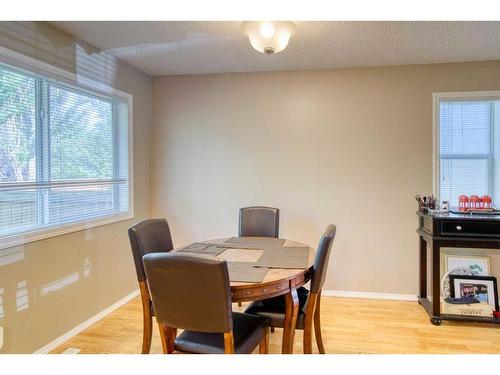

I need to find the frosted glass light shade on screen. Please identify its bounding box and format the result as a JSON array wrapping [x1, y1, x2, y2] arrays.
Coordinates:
[[241, 21, 296, 55]]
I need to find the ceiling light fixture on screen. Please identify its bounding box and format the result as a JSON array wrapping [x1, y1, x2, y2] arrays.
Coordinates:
[[241, 21, 296, 55]]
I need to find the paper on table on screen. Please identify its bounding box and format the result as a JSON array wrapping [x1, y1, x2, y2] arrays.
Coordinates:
[[217, 248, 264, 263]]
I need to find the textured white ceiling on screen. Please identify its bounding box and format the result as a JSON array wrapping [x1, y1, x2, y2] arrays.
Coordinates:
[[52, 21, 500, 76]]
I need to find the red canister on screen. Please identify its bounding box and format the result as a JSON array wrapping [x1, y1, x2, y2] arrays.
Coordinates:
[[458, 195, 469, 212], [481, 195, 492, 209], [470, 195, 480, 209]]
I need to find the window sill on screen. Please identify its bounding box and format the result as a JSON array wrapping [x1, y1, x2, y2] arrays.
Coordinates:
[[0, 212, 134, 250]]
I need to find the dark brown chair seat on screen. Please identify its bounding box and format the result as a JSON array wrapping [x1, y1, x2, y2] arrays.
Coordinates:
[[175, 312, 269, 354], [245, 225, 337, 354], [244, 287, 309, 328], [143, 253, 270, 354], [236, 206, 280, 307], [128, 218, 174, 354]]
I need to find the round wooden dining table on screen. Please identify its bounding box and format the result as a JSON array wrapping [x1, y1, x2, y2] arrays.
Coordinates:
[[173, 237, 315, 354]]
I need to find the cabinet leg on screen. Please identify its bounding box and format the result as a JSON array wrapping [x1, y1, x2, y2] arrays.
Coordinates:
[[419, 236, 427, 299], [430, 317, 442, 326], [431, 241, 441, 319]]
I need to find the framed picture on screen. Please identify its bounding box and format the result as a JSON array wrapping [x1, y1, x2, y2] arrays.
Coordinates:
[[449, 275, 499, 312], [444, 254, 490, 276]]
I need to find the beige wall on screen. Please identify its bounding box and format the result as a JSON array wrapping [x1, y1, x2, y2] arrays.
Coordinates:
[[152, 61, 500, 296], [0, 22, 152, 353], [2, 22, 500, 353]]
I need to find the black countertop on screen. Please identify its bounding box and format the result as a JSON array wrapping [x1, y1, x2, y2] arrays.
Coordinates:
[[418, 211, 500, 221]]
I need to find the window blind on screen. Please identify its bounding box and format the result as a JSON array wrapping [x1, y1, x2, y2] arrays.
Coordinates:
[[439, 99, 499, 207], [0, 62, 130, 240]]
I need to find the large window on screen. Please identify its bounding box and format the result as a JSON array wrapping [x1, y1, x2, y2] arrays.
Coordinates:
[[0, 59, 131, 248], [435, 92, 500, 208]]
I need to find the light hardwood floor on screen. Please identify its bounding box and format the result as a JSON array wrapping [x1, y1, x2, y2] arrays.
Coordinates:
[[51, 296, 500, 354]]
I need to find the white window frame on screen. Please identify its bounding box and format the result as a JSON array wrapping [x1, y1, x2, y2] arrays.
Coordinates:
[[0, 46, 134, 250], [433, 90, 500, 204]]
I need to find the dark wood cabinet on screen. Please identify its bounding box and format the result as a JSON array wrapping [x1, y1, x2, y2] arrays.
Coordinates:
[[418, 212, 500, 325]]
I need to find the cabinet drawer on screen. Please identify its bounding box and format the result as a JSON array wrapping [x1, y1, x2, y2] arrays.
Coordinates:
[[441, 220, 500, 237]]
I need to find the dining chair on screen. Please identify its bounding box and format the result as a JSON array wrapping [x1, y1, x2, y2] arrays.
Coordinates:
[[143, 253, 270, 354], [238, 206, 280, 238], [128, 218, 174, 354], [244, 224, 336, 354], [237, 206, 280, 307]]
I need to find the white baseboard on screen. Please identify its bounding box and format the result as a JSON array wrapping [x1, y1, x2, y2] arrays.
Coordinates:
[[322, 289, 418, 302], [34, 289, 140, 354]]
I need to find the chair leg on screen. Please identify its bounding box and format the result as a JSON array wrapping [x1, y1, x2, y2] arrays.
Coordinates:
[[303, 293, 317, 354], [168, 327, 177, 353], [158, 323, 175, 354], [259, 328, 269, 354], [224, 332, 235, 354], [142, 308, 153, 354], [282, 288, 299, 354], [314, 293, 325, 354], [139, 280, 152, 354]]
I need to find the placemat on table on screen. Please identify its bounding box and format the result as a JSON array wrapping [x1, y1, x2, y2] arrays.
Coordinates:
[[227, 262, 269, 283], [254, 247, 309, 269], [219, 243, 266, 250], [177, 243, 226, 256], [224, 237, 286, 247], [176, 243, 211, 253], [202, 245, 227, 256]]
